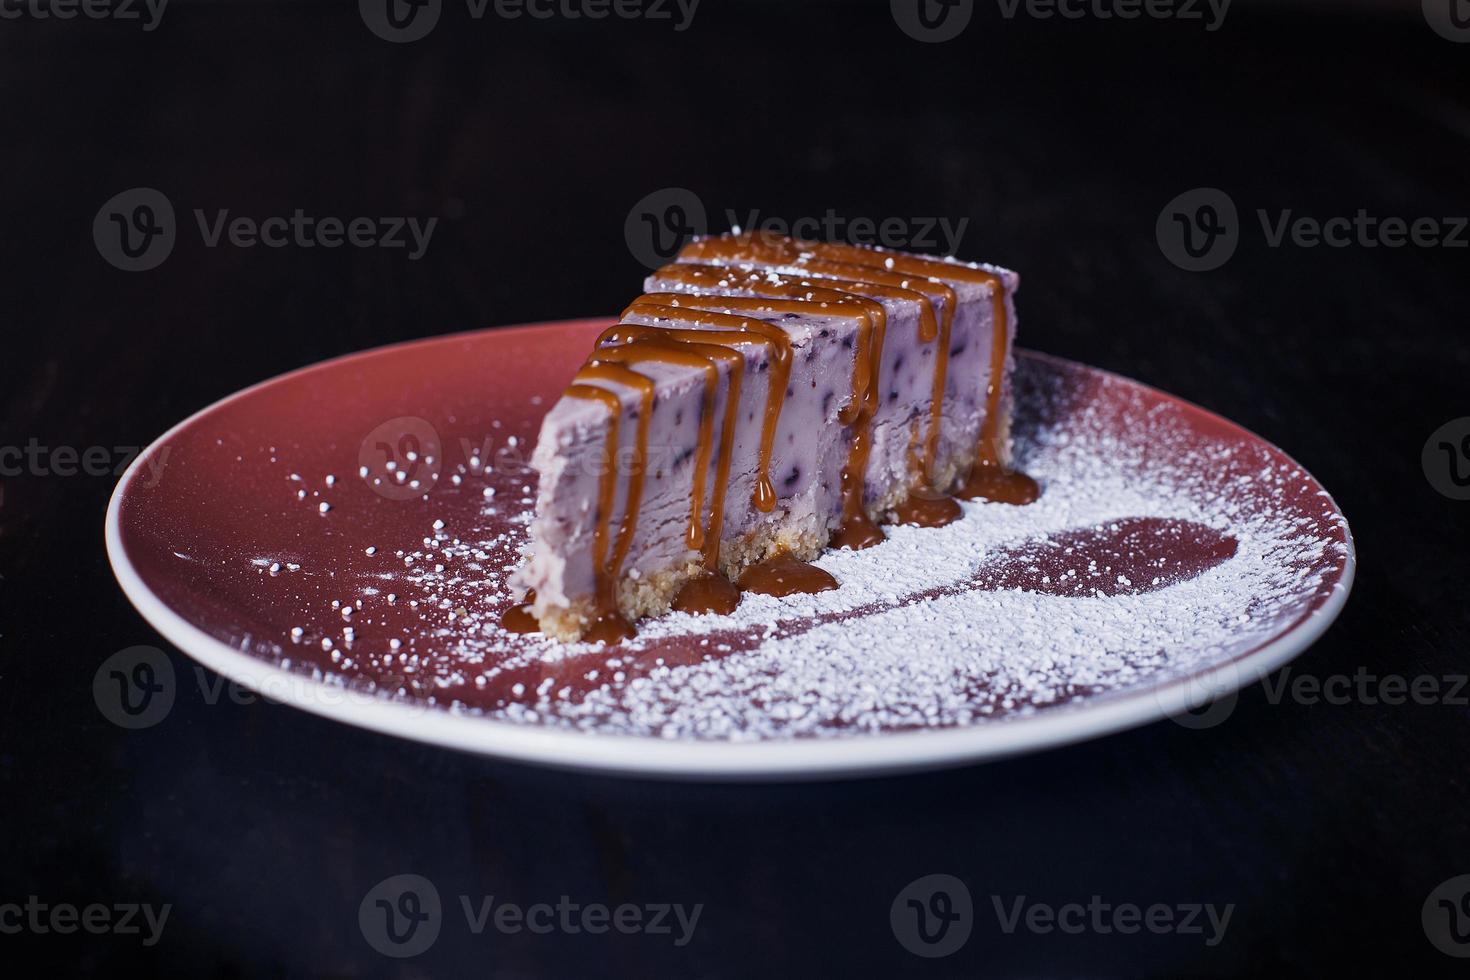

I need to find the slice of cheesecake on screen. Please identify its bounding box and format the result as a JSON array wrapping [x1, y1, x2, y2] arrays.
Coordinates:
[[510, 232, 1036, 642]]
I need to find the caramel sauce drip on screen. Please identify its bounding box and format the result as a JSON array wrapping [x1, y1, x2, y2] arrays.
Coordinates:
[[621, 301, 791, 514], [501, 590, 540, 633], [664, 248, 964, 519], [563, 362, 653, 642], [635, 290, 874, 426], [540, 233, 1035, 641], [891, 422, 962, 528], [671, 573, 742, 616], [597, 339, 719, 554], [958, 464, 1041, 505], [638, 279, 895, 550], [891, 493, 964, 527], [591, 301, 850, 619], [682, 232, 1038, 505], [952, 259, 1041, 504], [682, 237, 958, 481], [597, 322, 746, 572], [653, 264, 943, 544], [736, 554, 839, 597], [778, 258, 960, 503]]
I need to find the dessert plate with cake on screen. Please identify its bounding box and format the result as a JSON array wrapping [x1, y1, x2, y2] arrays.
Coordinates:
[[105, 233, 1355, 778]]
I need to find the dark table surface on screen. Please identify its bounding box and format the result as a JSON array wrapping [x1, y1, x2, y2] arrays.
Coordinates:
[[3, 0, 1469, 975]]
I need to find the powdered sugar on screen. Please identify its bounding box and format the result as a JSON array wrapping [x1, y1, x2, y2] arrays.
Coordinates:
[[278, 355, 1350, 740]]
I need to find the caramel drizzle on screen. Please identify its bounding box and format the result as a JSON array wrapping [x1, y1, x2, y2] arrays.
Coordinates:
[[596, 322, 746, 571], [637, 280, 893, 548], [665, 247, 959, 495], [637, 290, 875, 426], [620, 301, 791, 514], [799, 259, 956, 489], [649, 263, 940, 546], [682, 232, 1029, 500], [542, 233, 1028, 640], [561, 370, 647, 642], [736, 554, 838, 597]]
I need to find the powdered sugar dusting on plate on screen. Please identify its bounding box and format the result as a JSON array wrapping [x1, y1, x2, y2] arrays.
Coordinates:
[[266, 355, 1350, 740]]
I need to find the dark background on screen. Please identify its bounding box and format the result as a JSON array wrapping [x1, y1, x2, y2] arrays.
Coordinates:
[[3, 0, 1469, 975]]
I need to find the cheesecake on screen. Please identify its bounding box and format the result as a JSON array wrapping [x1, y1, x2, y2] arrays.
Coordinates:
[[509, 232, 1038, 642]]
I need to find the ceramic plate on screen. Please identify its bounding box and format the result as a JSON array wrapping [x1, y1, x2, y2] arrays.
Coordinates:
[[106, 320, 1354, 779]]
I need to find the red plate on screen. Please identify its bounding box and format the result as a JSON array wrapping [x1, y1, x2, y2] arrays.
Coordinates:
[[106, 320, 1354, 779]]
